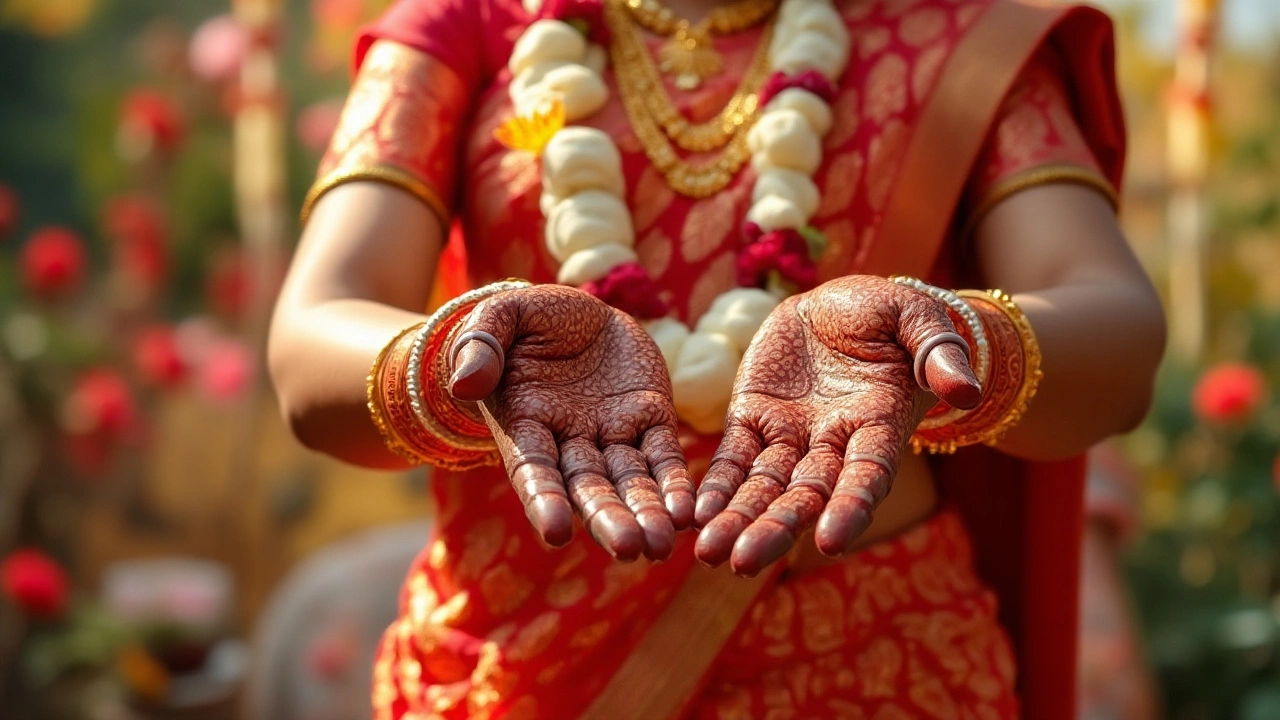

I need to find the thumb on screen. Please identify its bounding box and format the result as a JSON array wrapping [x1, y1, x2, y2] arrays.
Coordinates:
[[448, 293, 522, 402], [896, 290, 983, 410]]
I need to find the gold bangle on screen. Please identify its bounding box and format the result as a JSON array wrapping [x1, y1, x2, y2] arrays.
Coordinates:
[[301, 164, 450, 228], [962, 164, 1118, 240], [910, 289, 1043, 454], [367, 323, 432, 464]]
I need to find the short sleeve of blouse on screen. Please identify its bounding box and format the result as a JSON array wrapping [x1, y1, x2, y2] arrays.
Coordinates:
[[354, 0, 489, 91], [303, 0, 521, 226], [959, 46, 1119, 236]]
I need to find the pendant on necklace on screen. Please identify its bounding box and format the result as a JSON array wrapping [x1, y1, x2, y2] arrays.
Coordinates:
[[658, 22, 723, 90]]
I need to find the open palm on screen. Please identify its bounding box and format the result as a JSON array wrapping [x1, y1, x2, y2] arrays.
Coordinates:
[[694, 275, 981, 576], [449, 285, 692, 562]]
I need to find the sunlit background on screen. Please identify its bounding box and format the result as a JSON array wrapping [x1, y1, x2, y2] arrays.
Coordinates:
[[2, 0, 1280, 718]]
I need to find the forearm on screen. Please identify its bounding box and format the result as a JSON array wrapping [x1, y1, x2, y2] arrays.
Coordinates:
[[994, 278, 1165, 459], [269, 300, 427, 469], [968, 185, 1167, 461], [267, 182, 445, 469]]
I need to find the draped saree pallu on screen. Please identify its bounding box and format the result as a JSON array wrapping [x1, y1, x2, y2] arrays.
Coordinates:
[[306, 0, 1127, 718]]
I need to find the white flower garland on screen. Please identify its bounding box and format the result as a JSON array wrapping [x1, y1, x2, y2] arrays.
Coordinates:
[[512, 0, 850, 433]]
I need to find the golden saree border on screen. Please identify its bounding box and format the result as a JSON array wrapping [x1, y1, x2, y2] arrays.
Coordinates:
[[864, 0, 1069, 279], [579, 565, 778, 720]]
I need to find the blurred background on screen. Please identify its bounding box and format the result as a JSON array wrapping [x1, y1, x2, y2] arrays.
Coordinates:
[[0, 0, 1278, 718]]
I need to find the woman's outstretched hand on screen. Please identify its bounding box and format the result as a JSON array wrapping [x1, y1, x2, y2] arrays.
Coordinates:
[[449, 285, 693, 562], [694, 275, 983, 576]]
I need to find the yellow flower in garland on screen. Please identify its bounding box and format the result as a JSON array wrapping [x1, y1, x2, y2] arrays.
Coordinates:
[[494, 99, 566, 155]]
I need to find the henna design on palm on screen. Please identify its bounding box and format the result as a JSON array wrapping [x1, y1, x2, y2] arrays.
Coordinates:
[[449, 285, 694, 562], [693, 275, 982, 577]]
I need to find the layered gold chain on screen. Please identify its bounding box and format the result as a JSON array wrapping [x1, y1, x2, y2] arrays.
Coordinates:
[[612, 0, 773, 152], [606, 0, 775, 197], [625, 0, 779, 89]]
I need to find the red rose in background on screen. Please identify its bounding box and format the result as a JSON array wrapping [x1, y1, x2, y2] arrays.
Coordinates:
[[207, 250, 250, 318], [0, 184, 18, 240], [65, 370, 138, 438], [103, 194, 169, 291], [134, 326, 188, 388], [1, 549, 69, 619], [1192, 363, 1268, 424], [21, 227, 87, 299], [189, 15, 247, 84], [120, 89, 186, 154]]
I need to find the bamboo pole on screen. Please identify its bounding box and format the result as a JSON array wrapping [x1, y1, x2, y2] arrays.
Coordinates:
[[1166, 0, 1220, 362], [228, 0, 286, 630]]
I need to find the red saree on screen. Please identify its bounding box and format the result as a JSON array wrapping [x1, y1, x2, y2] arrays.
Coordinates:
[[314, 1, 1127, 718]]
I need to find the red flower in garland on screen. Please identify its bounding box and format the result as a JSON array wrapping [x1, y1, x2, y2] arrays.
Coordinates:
[[1192, 363, 1268, 424], [134, 326, 188, 389], [758, 70, 838, 106], [0, 184, 18, 240], [735, 228, 818, 291], [21, 227, 87, 300], [536, 0, 610, 45], [120, 89, 186, 155], [580, 261, 669, 319], [1, 549, 69, 619]]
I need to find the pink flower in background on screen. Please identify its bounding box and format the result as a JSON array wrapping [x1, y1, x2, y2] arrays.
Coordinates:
[[1192, 363, 1268, 424], [1, 549, 69, 620], [189, 15, 247, 84], [0, 185, 18, 240], [296, 99, 344, 152], [133, 326, 188, 389], [66, 370, 138, 437], [21, 227, 87, 299], [197, 338, 255, 404], [120, 89, 186, 154]]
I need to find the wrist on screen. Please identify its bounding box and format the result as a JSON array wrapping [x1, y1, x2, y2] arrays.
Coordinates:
[[367, 280, 530, 469], [890, 278, 1043, 455]]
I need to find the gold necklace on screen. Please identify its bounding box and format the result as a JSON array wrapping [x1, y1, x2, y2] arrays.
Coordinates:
[[607, 1, 775, 197], [610, 0, 774, 153], [625, 0, 779, 90]]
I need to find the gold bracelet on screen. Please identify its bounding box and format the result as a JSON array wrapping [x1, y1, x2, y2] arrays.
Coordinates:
[[367, 323, 432, 464], [910, 289, 1043, 454]]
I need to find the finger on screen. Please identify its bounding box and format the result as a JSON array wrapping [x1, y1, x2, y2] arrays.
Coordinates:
[[728, 446, 843, 577], [605, 445, 674, 562], [559, 438, 644, 561], [924, 342, 982, 410], [815, 424, 901, 557], [895, 291, 982, 407], [449, 294, 521, 402], [640, 425, 694, 531], [695, 444, 800, 573], [695, 423, 763, 528], [503, 420, 574, 547]]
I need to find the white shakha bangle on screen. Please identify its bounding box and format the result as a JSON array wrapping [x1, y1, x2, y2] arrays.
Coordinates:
[[890, 276, 990, 430], [405, 279, 533, 435]]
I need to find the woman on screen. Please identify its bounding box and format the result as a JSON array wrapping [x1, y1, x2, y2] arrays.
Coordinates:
[[268, 0, 1165, 717]]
